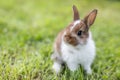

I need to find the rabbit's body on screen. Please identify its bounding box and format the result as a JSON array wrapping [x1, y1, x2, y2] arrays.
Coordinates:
[[61, 31, 95, 73], [51, 5, 97, 74]]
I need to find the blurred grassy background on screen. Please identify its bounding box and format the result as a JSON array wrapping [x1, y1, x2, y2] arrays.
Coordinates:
[[0, 0, 120, 80]]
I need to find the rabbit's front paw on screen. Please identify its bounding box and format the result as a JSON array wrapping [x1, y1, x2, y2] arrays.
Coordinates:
[[83, 64, 92, 74], [52, 62, 61, 74]]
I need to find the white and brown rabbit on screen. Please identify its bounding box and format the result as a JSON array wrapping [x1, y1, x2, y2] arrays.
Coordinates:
[[51, 5, 97, 74]]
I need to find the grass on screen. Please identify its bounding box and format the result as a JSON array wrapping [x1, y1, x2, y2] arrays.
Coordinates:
[[0, 0, 120, 80]]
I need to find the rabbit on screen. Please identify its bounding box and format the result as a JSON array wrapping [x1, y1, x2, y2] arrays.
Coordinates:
[[51, 5, 97, 74]]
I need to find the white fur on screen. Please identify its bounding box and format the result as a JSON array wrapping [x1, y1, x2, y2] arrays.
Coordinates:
[[52, 21, 96, 74]]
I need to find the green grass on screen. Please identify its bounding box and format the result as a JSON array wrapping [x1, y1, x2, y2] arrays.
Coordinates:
[[0, 0, 120, 80]]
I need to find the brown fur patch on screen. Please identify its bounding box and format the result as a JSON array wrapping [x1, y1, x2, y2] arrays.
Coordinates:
[[54, 30, 64, 54], [64, 32, 78, 46]]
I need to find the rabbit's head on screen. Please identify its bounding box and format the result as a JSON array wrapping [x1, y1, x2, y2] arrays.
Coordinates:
[[63, 5, 97, 46]]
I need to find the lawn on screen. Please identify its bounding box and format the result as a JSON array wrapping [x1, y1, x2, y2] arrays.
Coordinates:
[[0, 0, 120, 80]]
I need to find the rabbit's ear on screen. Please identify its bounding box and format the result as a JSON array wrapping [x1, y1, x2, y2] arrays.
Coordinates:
[[83, 9, 97, 27], [73, 5, 80, 21]]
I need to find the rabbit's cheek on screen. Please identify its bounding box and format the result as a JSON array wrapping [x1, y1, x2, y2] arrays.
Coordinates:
[[64, 36, 78, 46]]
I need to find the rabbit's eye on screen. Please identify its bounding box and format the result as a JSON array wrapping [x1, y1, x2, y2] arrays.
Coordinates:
[[77, 30, 82, 36]]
